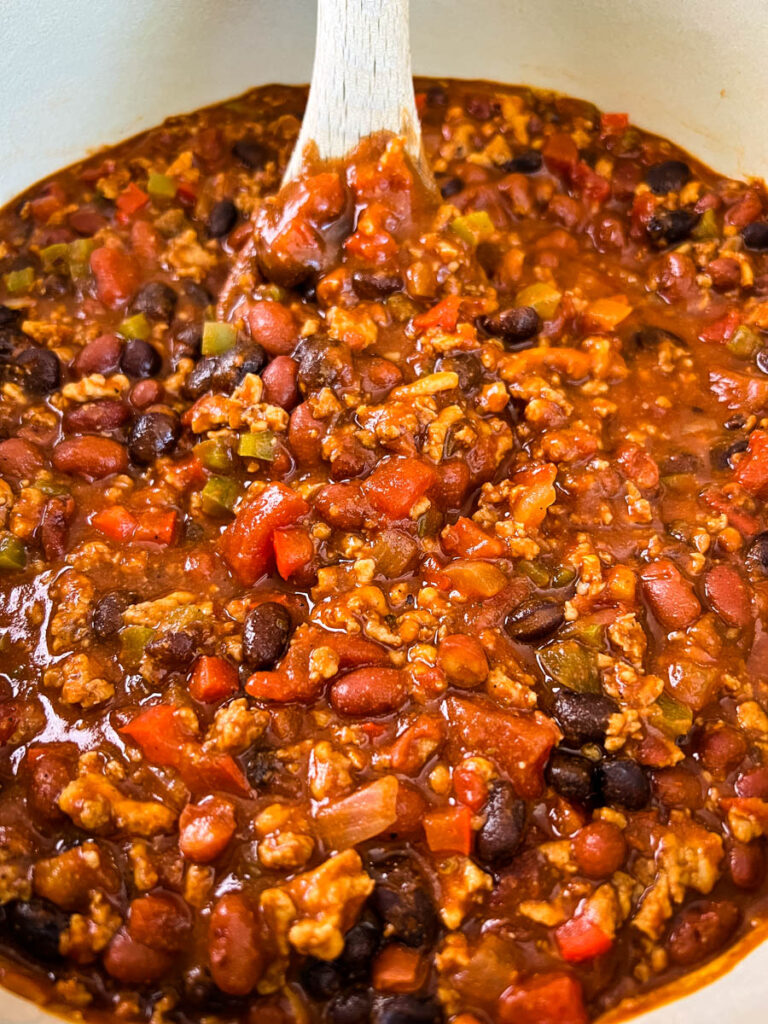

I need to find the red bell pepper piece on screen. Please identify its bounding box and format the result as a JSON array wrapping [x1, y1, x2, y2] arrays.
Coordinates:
[[441, 517, 505, 558], [220, 482, 309, 585], [735, 429, 768, 496], [423, 805, 473, 855], [273, 526, 314, 580], [363, 457, 437, 520], [92, 505, 138, 542], [498, 973, 588, 1024], [412, 294, 462, 333], [555, 912, 613, 962], [189, 656, 240, 703], [116, 182, 149, 218], [700, 308, 740, 344], [120, 705, 193, 766], [133, 508, 178, 546]]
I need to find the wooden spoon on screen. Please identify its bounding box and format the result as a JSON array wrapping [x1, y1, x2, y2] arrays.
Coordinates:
[[282, 0, 431, 185]]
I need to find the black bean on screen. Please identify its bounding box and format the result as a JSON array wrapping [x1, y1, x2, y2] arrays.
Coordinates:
[[478, 305, 541, 348], [92, 591, 137, 639], [645, 160, 691, 195], [183, 356, 216, 399], [300, 958, 342, 1000], [503, 150, 543, 174], [598, 759, 650, 810], [0, 899, 69, 963], [17, 346, 61, 395], [296, 335, 356, 394], [232, 137, 270, 169], [466, 95, 493, 120], [553, 691, 619, 746], [145, 629, 197, 669], [476, 780, 526, 868], [659, 450, 701, 474], [41, 274, 69, 298], [632, 325, 687, 350], [183, 281, 213, 306], [351, 270, 403, 300], [213, 344, 267, 390], [426, 86, 447, 106], [242, 602, 292, 669], [745, 532, 768, 575], [436, 353, 483, 392], [742, 221, 768, 251], [377, 995, 442, 1024], [128, 411, 180, 465], [329, 990, 372, 1024], [242, 749, 276, 788], [439, 176, 463, 199], [171, 322, 204, 363], [646, 209, 700, 247], [506, 600, 564, 643], [546, 749, 596, 805], [711, 438, 749, 470], [756, 349, 768, 375], [120, 337, 162, 378], [338, 920, 380, 977], [208, 198, 238, 239], [132, 281, 177, 323], [371, 869, 438, 948], [0, 305, 20, 327]]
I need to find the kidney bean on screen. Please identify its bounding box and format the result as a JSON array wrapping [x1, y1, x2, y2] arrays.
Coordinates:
[[73, 333, 123, 376], [52, 437, 128, 479], [506, 600, 565, 642], [1, 899, 69, 963], [735, 766, 768, 799], [90, 247, 140, 308], [729, 841, 765, 889], [703, 564, 752, 629], [288, 401, 325, 464], [553, 691, 619, 746], [708, 257, 741, 290], [39, 495, 75, 561], [431, 459, 471, 509], [386, 781, 429, 839], [667, 900, 739, 966], [358, 356, 402, 400], [63, 398, 131, 433], [120, 337, 162, 378], [261, 355, 299, 410], [640, 559, 701, 630], [179, 796, 237, 863], [330, 436, 373, 480], [437, 634, 488, 688], [128, 411, 180, 465], [0, 438, 44, 480], [103, 927, 172, 983], [131, 281, 177, 322], [127, 891, 191, 952], [328, 990, 372, 1024], [698, 724, 747, 774], [477, 780, 526, 868], [745, 532, 768, 575], [130, 378, 164, 408], [248, 300, 297, 355], [330, 667, 407, 717], [571, 820, 626, 877], [208, 892, 264, 995], [651, 765, 704, 808], [27, 750, 73, 821], [242, 601, 293, 669], [69, 207, 107, 236], [546, 749, 597, 805], [18, 347, 61, 395], [597, 759, 650, 810], [314, 482, 367, 529]]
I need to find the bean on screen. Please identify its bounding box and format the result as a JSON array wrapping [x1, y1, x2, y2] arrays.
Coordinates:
[[0, 438, 44, 480], [351, 269, 403, 299], [503, 150, 543, 174], [74, 333, 123, 376], [431, 459, 471, 509], [127, 891, 191, 952], [63, 398, 131, 433], [208, 892, 264, 995], [232, 137, 270, 169], [703, 564, 752, 628], [597, 759, 649, 810], [171, 321, 203, 362], [338, 920, 381, 976], [0, 305, 20, 327], [179, 796, 236, 863], [40, 495, 75, 561], [757, 349, 768, 374], [52, 436, 128, 479], [478, 305, 541, 348], [132, 281, 177, 323], [439, 176, 464, 198], [651, 765, 704, 809], [329, 990, 372, 1024], [18, 346, 61, 394], [571, 820, 626, 877], [645, 159, 691, 194], [667, 900, 739, 966], [742, 221, 768, 251], [436, 352, 483, 391], [372, 867, 438, 948], [314, 482, 367, 529], [128, 410, 180, 465], [552, 691, 619, 746], [640, 559, 701, 630], [0, 899, 69, 963], [27, 751, 72, 821], [437, 634, 489, 688], [103, 927, 172, 983], [647, 209, 699, 247], [92, 591, 137, 639], [378, 995, 442, 1024], [546, 749, 596, 805], [217, 343, 267, 388], [633, 325, 687, 351], [300, 958, 342, 999], [736, 766, 768, 799], [208, 198, 238, 238], [729, 841, 765, 890], [698, 724, 747, 774], [506, 600, 564, 642], [296, 335, 356, 394], [248, 300, 297, 355], [330, 667, 407, 716], [289, 401, 325, 464], [242, 602, 292, 669], [476, 780, 526, 868], [121, 337, 162, 378], [261, 355, 299, 410], [130, 379, 164, 409], [745, 531, 768, 575], [145, 628, 197, 668]]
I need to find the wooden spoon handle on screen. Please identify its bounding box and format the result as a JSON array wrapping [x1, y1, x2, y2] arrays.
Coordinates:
[[283, 0, 425, 182]]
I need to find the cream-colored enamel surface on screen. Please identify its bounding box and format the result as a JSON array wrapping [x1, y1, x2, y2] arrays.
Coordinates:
[[1, 0, 767, 1021]]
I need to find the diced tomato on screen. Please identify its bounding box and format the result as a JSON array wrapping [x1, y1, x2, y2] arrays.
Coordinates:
[[134, 508, 178, 546], [441, 517, 505, 558], [29, 183, 67, 223], [184, 750, 252, 798], [498, 973, 589, 1024], [735, 429, 768, 496], [412, 294, 462, 333], [510, 462, 558, 528], [701, 486, 761, 537], [444, 695, 560, 798], [220, 483, 309, 585], [640, 559, 701, 630], [120, 705, 193, 766], [616, 441, 660, 490], [176, 181, 198, 206], [600, 112, 629, 134], [363, 457, 437, 520], [189, 656, 240, 703], [570, 162, 611, 205], [90, 246, 140, 308], [273, 526, 313, 580], [453, 766, 488, 811], [163, 454, 207, 491], [92, 505, 138, 542], [700, 309, 740, 344], [423, 804, 473, 855], [555, 912, 613, 962], [116, 182, 149, 219], [542, 132, 579, 176], [372, 944, 427, 993]]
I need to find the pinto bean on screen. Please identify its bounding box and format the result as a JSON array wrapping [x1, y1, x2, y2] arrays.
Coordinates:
[[703, 564, 752, 628], [52, 437, 128, 479], [208, 892, 264, 995], [127, 892, 191, 952], [0, 438, 44, 480], [652, 766, 704, 809], [73, 333, 123, 376], [667, 900, 739, 966], [261, 355, 299, 410], [39, 495, 75, 561], [288, 402, 325, 464], [330, 667, 407, 716], [63, 398, 131, 433], [103, 927, 173, 983]]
